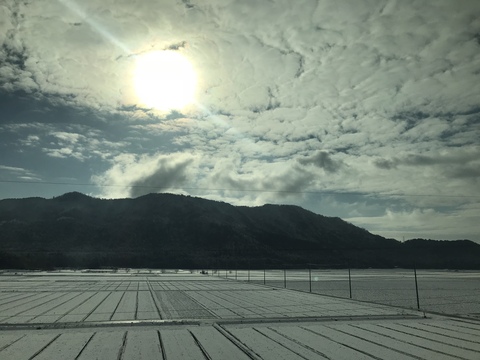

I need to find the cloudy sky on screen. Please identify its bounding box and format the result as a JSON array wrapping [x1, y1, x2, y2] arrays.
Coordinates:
[[1, 0, 479, 242]]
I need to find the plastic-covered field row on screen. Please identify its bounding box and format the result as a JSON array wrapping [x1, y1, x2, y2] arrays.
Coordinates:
[[1, 318, 480, 360]]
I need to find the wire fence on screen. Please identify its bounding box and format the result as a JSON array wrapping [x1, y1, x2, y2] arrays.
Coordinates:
[[207, 268, 480, 317]]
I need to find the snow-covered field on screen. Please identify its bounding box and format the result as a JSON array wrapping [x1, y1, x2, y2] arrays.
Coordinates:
[[0, 270, 410, 325], [0, 270, 479, 359], [222, 269, 480, 315]]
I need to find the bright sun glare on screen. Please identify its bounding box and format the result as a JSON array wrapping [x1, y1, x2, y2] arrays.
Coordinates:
[[134, 51, 197, 111]]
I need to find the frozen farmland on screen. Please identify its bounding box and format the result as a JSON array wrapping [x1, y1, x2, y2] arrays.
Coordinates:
[[0, 270, 479, 359]]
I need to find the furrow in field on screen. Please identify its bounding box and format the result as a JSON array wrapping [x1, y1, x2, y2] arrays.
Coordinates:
[[57, 292, 110, 323], [75, 331, 126, 360], [154, 291, 213, 319], [161, 329, 208, 359], [0, 292, 52, 313], [0, 292, 38, 307], [138, 282, 149, 291], [122, 330, 163, 359], [84, 291, 124, 322], [246, 291, 312, 317], [0, 292, 68, 323], [373, 322, 480, 359], [0, 292, 24, 303], [19, 292, 82, 324], [188, 326, 253, 360], [136, 290, 161, 320], [127, 282, 138, 291], [385, 322, 480, 351], [320, 323, 421, 360], [111, 291, 137, 321], [11, 294, 79, 324], [31, 292, 97, 324], [146, 280, 163, 320], [253, 327, 330, 359], [424, 321, 480, 340], [271, 325, 372, 360], [186, 291, 242, 319], [349, 322, 476, 360], [0, 334, 25, 352], [224, 290, 296, 317], [29, 333, 94, 360], [0, 333, 59, 359], [200, 291, 266, 318], [252, 290, 337, 317], [217, 325, 311, 360]]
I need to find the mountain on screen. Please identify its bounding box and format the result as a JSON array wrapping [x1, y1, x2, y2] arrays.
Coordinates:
[[0, 192, 479, 269]]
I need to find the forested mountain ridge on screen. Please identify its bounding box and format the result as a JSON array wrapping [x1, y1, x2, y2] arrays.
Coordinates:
[[0, 192, 479, 269]]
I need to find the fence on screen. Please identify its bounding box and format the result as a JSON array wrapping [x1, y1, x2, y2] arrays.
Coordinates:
[[207, 268, 480, 317]]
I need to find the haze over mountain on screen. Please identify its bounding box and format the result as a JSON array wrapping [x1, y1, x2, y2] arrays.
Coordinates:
[[1, 192, 479, 269]]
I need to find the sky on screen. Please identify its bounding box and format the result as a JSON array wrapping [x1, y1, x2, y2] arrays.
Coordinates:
[[1, 0, 479, 242]]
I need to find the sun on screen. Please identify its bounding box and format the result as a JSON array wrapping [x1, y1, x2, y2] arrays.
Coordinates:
[[133, 50, 197, 111]]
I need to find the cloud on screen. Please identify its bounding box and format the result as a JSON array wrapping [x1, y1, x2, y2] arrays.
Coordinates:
[[129, 156, 194, 198], [51, 131, 85, 144], [346, 204, 480, 241], [199, 156, 318, 207], [298, 151, 342, 173], [372, 149, 480, 182], [92, 152, 197, 198], [1, 0, 478, 122], [373, 158, 398, 170], [0, 164, 40, 181], [19, 135, 40, 147], [1, 0, 480, 241]]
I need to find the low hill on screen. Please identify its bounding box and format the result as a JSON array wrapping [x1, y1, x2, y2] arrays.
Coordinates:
[[0, 192, 479, 269]]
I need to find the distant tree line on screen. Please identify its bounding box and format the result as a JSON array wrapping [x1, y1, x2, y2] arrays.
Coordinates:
[[2, 239, 480, 270]]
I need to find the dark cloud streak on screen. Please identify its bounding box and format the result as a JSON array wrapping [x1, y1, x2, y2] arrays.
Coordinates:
[[129, 157, 193, 198], [298, 151, 342, 173]]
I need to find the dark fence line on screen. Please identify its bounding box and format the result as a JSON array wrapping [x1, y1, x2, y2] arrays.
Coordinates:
[[207, 268, 426, 310]]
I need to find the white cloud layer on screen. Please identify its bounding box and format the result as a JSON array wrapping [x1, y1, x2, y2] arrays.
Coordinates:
[[92, 152, 198, 198], [1, 0, 479, 241]]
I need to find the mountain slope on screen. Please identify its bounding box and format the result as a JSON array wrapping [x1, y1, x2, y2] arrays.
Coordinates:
[[0, 192, 478, 269]]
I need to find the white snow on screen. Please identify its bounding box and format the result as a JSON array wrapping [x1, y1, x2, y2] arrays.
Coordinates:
[[0, 271, 479, 359]]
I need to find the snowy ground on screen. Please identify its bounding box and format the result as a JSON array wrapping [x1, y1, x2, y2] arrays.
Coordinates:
[[0, 270, 479, 359], [221, 269, 480, 315]]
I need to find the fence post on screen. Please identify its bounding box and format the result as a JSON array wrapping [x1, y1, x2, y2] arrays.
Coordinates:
[[263, 269, 266, 285], [309, 268, 312, 293], [284, 269, 287, 288], [348, 267, 352, 299], [414, 264, 420, 310]]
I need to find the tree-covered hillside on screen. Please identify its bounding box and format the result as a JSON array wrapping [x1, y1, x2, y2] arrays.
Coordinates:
[[1, 192, 479, 269]]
